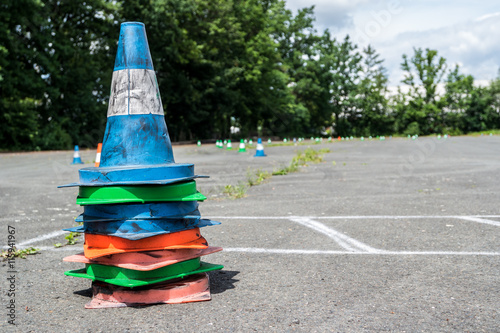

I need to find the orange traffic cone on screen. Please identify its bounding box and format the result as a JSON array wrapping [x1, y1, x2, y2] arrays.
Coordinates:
[[94, 143, 102, 167]]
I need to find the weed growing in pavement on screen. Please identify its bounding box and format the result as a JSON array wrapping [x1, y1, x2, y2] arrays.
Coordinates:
[[246, 168, 271, 186], [223, 183, 248, 199], [1, 247, 39, 260], [223, 147, 331, 198], [54, 231, 80, 248], [273, 148, 330, 176]]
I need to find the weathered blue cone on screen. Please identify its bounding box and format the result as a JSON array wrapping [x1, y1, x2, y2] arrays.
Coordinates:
[[254, 138, 266, 157], [64, 218, 220, 240], [60, 22, 203, 187], [71, 146, 84, 164]]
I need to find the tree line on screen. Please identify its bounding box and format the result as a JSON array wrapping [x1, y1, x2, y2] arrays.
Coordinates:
[[1, 0, 499, 151]]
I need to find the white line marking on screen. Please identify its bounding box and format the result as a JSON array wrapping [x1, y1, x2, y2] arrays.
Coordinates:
[[223, 248, 500, 256], [289, 217, 384, 253], [207, 215, 500, 220], [456, 216, 500, 227], [10, 246, 500, 256], [14, 230, 67, 248], [27, 246, 79, 251]]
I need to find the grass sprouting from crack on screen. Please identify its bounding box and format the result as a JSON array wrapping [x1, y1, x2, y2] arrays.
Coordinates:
[[223, 168, 272, 199], [54, 231, 80, 248], [223, 183, 248, 199], [272, 148, 330, 176], [246, 168, 272, 186], [222, 148, 330, 198], [1, 247, 39, 260]]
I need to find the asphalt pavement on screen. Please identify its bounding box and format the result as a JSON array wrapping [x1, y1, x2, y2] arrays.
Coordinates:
[[0, 136, 499, 332]]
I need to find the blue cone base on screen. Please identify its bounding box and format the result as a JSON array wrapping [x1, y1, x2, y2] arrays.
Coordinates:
[[58, 164, 208, 188], [100, 114, 174, 167], [76, 202, 200, 222], [72, 158, 84, 164], [64, 218, 220, 240], [254, 151, 266, 157]]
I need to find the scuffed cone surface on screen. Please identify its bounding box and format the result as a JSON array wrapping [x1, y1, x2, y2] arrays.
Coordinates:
[[85, 273, 211, 308]]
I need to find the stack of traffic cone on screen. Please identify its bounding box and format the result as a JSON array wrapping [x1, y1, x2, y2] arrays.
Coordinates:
[[59, 22, 222, 308], [71, 145, 84, 164]]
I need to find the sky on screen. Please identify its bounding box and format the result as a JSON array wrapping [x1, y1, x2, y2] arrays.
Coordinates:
[[285, 0, 500, 87]]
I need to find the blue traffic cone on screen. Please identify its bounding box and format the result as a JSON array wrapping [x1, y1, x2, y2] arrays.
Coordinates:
[[254, 138, 266, 157], [71, 145, 84, 164], [60, 22, 199, 188]]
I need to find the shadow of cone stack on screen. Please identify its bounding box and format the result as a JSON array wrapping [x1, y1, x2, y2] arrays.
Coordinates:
[[71, 145, 84, 164], [94, 143, 102, 167], [238, 139, 246, 152], [59, 22, 223, 308], [254, 138, 266, 157]]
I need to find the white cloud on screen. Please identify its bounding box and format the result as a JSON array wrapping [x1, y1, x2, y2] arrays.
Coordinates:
[[378, 12, 500, 84], [284, 1, 500, 85], [285, 0, 372, 30]]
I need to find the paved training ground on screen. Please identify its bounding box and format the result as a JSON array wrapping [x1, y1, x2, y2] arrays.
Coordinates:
[[0, 136, 499, 332]]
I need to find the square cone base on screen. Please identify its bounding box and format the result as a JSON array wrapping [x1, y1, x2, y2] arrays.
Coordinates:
[[85, 273, 210, 309]]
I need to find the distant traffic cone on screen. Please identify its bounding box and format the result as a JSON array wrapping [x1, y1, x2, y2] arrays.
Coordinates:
[[238, 139, 246, 152], [197, 141, 201, 147], [227, 140, 232, 150], [254, 138, 266, 157], [337, 136, 341, 141], [267, 138, 271, 144], [249, 139, 253, 146], [72, 145, 84, 164], [94, 143, 102, 167]]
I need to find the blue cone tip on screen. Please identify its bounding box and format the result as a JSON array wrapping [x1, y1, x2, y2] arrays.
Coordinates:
[[114, 22, 154, 71], [257, 138, 262, 144], [74, 145, 79, 151]]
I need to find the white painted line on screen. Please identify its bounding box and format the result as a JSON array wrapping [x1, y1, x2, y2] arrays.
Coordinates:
[[16, 230, 67, 247], [11, 246, 500, 256], [207, 215, 500, 220], [289, 217, 384, 253], [223, 248, 500, 256], [456, 216, 500, 227], [27, 246, 79, 251]]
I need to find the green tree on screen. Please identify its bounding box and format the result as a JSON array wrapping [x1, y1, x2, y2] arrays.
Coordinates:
[[0, 0, 45, 150], [327, 35, 362, 137], [356, 45, 391, 136], [0, 0, 117, 151], [442, 65, 474, 134], [397, 48, 447, 134]]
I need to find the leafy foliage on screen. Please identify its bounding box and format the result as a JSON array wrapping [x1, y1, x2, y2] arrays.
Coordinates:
[[1, 1, 498, 151]]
